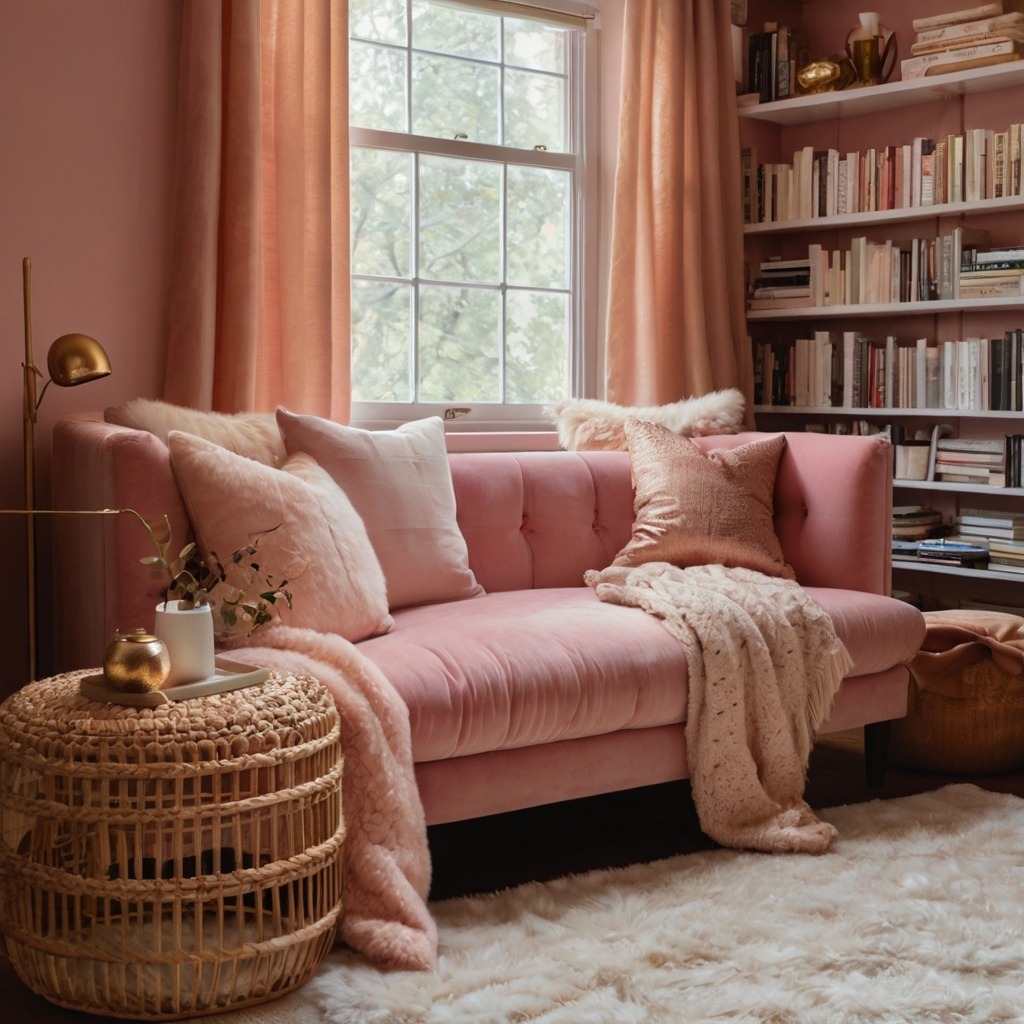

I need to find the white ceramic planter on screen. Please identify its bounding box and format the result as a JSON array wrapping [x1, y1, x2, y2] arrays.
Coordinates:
[[153, 603, 216, 686]]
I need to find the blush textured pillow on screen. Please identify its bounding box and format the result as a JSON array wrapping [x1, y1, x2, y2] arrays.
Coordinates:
[[276, 410, 484, 609], [167, 431, 393, 641], [613, 419, 795, 580], [107, 398, 285, 466]]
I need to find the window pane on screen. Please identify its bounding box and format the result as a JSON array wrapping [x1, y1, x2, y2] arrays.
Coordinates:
[[412, 0, 500, 61], [350, 41, 407, 132], [419, 285, 500, 401], [504, 18, 565, 73], [350, 0, 406, 45], [506, 290, 568, 402], [507, 166, 569, 289], [351, 148, 412, 278], [352, 280, 412, 402], [412, 53, 499, 144], [420, 156, 501, 284], [504, 69, 565, 152]]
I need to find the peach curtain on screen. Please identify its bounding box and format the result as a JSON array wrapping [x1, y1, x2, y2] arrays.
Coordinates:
[[606, 0, 753, 423], [164, 0, 350, 421]]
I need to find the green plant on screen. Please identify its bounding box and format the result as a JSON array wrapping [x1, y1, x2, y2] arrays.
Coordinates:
[[138, 514, 293, 639]]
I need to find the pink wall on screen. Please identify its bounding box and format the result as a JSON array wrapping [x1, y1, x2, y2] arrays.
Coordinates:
[[0, 0, 181, 695]]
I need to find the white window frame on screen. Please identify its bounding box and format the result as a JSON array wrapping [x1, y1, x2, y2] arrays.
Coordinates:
[[349, 0, 600, 432]]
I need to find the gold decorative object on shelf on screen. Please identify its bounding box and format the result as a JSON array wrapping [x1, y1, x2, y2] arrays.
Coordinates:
[[102, 629, 170, 692], [796, 56, 856, 94], [846, 12, 897, 86]]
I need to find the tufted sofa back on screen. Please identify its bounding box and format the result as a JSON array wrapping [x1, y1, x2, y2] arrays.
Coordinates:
[[52, 418, 892, 671]]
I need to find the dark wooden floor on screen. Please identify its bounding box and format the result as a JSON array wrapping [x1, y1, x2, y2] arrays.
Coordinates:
[[5, 730, 1024, 1021]]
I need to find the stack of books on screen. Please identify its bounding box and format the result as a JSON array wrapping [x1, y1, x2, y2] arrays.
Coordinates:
[[749, 258, 811, 309], [914, 539, 990, 566], [934, 438, 1006, 485], [903, 3, 1024, 79], [893, 506, 945, 541], [960, 246, 1024, 297], [952, 509, 1024, 570], [956, 507, 1024, 541]]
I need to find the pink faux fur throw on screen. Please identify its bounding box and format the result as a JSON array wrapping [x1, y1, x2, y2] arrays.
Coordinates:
[[586, 563, 852, 854], [228, 626, 436, 970]]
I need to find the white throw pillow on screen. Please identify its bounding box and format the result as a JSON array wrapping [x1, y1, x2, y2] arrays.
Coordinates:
[[276, 410, 484, 610]]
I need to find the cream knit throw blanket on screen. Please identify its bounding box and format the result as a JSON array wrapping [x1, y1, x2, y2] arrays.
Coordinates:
[[585, 563, 853, 854]]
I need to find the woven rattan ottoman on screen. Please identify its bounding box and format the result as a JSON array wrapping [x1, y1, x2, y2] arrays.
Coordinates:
[[0, 671, 345, 1020]]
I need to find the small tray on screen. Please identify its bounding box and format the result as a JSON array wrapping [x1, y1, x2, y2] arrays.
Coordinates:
[[79, 657, 271, 707]]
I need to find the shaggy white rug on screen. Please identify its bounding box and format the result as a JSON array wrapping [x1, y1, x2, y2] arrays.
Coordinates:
[[223, 784, 1024, 1024]]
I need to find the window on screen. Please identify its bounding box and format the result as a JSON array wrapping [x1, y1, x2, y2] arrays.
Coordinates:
[[349, 0, 596, 429]]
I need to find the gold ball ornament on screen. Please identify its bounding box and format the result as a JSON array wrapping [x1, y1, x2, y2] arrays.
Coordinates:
[[103, 629, 171, 692]]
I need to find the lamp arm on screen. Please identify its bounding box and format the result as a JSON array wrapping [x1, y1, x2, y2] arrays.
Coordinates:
[[34, 377, 53, 413]]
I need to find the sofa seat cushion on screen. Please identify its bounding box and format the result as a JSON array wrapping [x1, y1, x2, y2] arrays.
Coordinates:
[[803, 587, 925, 678], [356, 588, 689, 762], [355, 585, 925, 764]]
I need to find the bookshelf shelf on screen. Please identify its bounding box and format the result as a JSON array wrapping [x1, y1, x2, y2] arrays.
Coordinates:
[[753, 406, 1024, 419], [744, 195, 1024, 236], [738, 60, 1024, 127], [892, 480, 1024, 496], [747, 298, 1024, 320], [892, 560, 1024, 583]]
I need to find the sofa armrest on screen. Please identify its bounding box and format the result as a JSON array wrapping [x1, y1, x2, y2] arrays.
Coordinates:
[[773, 432, 893, 596], [51, 415, 192, 671]]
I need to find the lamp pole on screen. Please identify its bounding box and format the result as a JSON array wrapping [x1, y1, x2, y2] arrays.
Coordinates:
[[22, 258, 39, 681]]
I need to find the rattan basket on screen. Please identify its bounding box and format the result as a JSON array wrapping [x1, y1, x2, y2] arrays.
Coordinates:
[[0, 671, 345, 1019], [889, 657, 1024, 776]]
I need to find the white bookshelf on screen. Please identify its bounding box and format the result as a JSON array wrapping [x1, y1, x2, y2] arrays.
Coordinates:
[[747, 298, 1024, 320], [742, 16, 1024, 608], [744, 195, 1024, 235], [738, 60, 1024, 126]]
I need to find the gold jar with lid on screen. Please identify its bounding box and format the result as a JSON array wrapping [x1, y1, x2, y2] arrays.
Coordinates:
[[103, 629, 170, 692]]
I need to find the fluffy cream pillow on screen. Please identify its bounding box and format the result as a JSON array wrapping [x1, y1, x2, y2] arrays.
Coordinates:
[[548, 389, 745, 452], [276, 410, 484, 610], [613, 419, 795, 580], [167, 431, 392, 641], [107, 398, 286, 467]]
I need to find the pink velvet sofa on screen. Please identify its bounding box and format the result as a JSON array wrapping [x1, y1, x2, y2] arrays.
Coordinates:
[[52, 415, 925, 825]]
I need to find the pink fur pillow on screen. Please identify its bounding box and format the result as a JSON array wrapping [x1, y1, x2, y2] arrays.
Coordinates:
[[167, 431, 393, 641], [276, 410, 484, 610]]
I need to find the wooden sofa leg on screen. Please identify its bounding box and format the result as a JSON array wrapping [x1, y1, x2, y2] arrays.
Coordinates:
[[864, 720, 892, 787]]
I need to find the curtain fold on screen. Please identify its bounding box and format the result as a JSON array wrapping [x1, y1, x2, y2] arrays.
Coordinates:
[[606, 0, 753, 424], [164, 0, 350, 422]]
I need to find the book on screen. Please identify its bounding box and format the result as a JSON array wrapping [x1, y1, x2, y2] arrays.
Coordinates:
[[915, 11, 1024, 45], [902, 39, 1024, 79], [925, 50, 1023, 75], [913, 4, 1005, 32]]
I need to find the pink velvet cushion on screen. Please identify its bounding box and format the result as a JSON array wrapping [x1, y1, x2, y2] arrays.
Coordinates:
[[277, 410, 484, 610], [168, 432, 393, 642], [615, 420, 795, 579], [356, 586, 924, 764]]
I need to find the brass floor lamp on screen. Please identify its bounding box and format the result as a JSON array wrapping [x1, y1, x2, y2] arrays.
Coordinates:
[[18, 258, 112, 681]]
